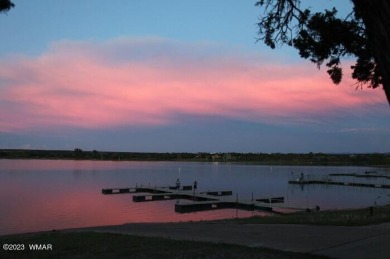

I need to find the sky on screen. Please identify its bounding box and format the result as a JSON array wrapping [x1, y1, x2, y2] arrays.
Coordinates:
[[0, 0, 389, 153]]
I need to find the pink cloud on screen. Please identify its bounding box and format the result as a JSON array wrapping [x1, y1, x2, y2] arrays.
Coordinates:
[[0, 38, 387, 132]]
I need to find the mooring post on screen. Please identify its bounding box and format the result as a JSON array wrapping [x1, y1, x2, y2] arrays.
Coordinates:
[[236, 193, 238, 218]]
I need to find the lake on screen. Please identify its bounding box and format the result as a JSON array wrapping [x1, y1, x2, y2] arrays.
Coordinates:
[[1, 159, 389, 235]]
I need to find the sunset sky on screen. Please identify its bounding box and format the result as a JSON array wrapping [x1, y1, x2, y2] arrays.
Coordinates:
[[1, 0, 389, 153]]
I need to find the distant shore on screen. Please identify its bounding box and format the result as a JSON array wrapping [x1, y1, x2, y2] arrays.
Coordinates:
[[1, 148, 390, 166]]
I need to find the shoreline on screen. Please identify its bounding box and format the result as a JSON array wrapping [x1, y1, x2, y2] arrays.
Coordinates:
[[2, 206, 390, 258], [2, 204, 390, 237], [2, 220, 389, 259]]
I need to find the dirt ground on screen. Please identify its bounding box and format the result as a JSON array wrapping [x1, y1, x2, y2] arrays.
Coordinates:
[[68, 221, 390, 259]]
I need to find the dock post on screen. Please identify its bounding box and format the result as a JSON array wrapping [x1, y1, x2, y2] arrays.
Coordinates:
[[236, 193, 238, 218]]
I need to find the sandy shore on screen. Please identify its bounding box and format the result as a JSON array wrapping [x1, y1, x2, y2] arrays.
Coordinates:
[[66, 221, 390, 259]]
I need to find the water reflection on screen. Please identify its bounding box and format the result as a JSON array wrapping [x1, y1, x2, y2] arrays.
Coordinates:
[[0, 159, 389, 235]]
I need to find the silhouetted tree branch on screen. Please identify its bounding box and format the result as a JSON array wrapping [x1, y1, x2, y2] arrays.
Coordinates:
[[256, 0, 390, 105], [0, 0, 14, 13]]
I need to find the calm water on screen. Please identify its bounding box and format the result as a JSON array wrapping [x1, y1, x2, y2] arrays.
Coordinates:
[[1, 159, 389, 235]]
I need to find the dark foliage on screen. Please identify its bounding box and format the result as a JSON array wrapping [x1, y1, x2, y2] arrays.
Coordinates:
[[0, 0, 14, 13], [256, 0, 381, 90]]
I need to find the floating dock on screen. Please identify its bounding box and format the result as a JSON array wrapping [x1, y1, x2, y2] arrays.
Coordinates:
[[289, 179, 390, 189], [101, 185, 194, 195], [329, 172, 390, 179], [102, 185, 315, 214]]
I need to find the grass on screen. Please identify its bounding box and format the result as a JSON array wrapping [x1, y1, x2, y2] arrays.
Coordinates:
[[0, 232, 326, 259], [230, 204, 390, 226]]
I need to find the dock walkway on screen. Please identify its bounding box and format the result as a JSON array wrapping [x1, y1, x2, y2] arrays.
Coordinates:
[[289, 179, 390, 189], [102, 184, 315, 214], [289, 171, 390, 189]]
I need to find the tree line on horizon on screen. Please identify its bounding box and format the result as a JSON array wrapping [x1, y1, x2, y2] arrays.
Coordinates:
[[0, 149, 389, 166]]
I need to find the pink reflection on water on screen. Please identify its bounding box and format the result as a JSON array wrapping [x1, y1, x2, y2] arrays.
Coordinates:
[[0, 159, 130, 171], [0, 178, 268, 235], [2, 195, 268, 235]]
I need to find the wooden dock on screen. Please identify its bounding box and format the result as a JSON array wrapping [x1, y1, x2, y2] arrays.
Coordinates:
[[329, 172, 390, 179], [289, 179, 390, 189], [101, 185, 194, 195], [102, 185, 314, 214]]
